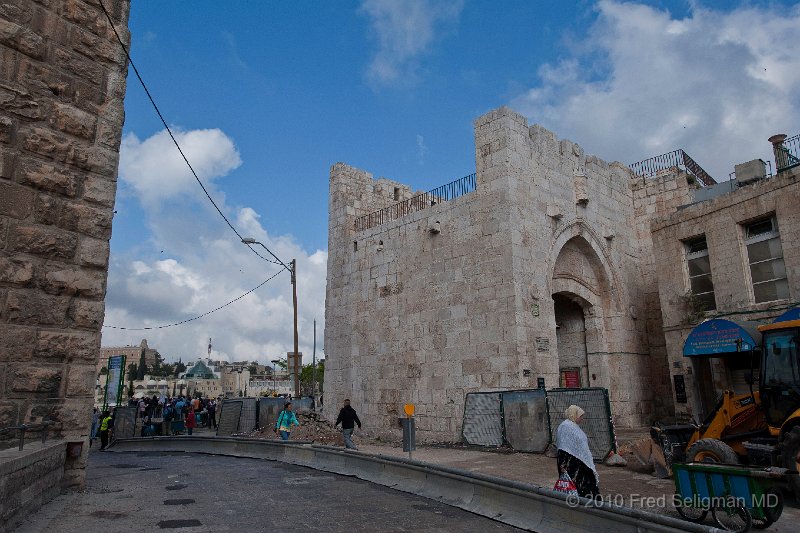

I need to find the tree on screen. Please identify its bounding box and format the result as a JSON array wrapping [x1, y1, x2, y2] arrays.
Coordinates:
[[136, 350, 147, 380], [99, 366, 108, 375], [300, 360, 324, 396], [127, 363, 136, 398], [174, 358, 187, 374]]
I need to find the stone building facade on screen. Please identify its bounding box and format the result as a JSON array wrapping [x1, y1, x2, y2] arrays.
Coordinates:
[[98, 338, 159, 377], [325, 107, 687, 441], [0, 0, 130, 489], [652, 163, 800, 421]]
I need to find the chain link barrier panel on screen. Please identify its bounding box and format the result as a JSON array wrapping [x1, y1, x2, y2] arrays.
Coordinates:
[[461, 392, 503, 446], [545, 387, 616, 461], [460, 387, 616, 460]]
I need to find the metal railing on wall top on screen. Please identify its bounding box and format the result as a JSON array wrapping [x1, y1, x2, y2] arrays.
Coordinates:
[[354, 173, 477, 232], [629, 149, 716, 187], [776, 133, 800, 172]]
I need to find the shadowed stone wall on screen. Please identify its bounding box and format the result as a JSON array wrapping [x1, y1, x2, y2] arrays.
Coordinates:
[[0, 0, 130, 488]]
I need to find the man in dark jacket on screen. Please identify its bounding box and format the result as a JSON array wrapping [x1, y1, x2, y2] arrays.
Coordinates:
[[334, 399, 362, 450]]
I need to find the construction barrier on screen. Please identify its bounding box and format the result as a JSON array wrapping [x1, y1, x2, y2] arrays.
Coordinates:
[[461, 387, 616, 459], [546, 388, 616, 461]]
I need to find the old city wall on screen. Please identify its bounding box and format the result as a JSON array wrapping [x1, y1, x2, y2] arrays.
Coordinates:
[[325, 161, 518, 440], [651, 167, 800, 420], [0, 0, 130, 492], [325, 106, 680, 438]]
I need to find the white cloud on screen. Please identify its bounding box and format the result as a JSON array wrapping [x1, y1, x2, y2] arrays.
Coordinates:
[[104, 128, 327, 367], [360, 0, 464, 87], [119, 128, 241, 206], [510, 1, 800, 180], [416, 133, 428, 164]]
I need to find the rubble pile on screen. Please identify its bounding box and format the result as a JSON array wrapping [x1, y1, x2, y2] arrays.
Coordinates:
[[244, 412, 344, 445]]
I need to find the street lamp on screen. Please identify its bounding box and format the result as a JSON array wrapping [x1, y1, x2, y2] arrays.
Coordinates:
[[271, 359, 279, 396], [242, 237, 300, 398]]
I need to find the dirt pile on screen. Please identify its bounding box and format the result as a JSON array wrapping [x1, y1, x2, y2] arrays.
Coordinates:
[[243, 412, 344, 445]]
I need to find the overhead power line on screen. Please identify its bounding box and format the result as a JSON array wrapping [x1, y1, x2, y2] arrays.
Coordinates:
[[103, 270, 283, 331], [97, 0, 283, 267]]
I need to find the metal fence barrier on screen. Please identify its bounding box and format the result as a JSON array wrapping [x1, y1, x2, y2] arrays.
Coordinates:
[[501, 389, 549, 453], [545, 388, 616, 461], [461, 388, 617, 461], [461, 392, 503, 446]]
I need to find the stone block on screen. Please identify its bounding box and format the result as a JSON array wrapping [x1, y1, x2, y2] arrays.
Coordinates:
[[0, 19, 45, 59], [0, 256, 34, 285], [76, 236, 110, 267], [0, 324, 36, 362], [0, 83, 43, 120], [81, 173, 116, 207], [4, 289, 70, 326], [35, 329, 99, 363], [52, 47, 103, 85], [8, 224, 77, 259], [69, 298, 105, 329], [0, 181, 34, 219], [65, 364, 95, 397], [16, 157, 78, 197], [49, 101, 96, 140], [7, 364, 62, 394], [41, 267, 105, 298]]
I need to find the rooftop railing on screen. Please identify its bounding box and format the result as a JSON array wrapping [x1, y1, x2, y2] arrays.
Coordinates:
[[629, 149, 716, 187], [354, 173, 477, 232], [775, 133, 800, 172]]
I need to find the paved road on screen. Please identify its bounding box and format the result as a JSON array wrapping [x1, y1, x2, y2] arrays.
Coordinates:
[[16, 450, 526, 532]]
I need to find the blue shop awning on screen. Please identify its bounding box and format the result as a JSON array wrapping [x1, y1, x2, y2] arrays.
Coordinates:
[[683, 318, 762, 357], [773, 306, 800, 323]]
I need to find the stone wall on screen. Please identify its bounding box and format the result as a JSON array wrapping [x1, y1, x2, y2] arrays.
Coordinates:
[[0, 440, 66, 532], [651, 166, 800, 420], [324, 107, 680, 440], [0, 0, 130, 488]]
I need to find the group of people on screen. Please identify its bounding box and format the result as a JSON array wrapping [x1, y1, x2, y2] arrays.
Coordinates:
[[133, 394, 218, 436]]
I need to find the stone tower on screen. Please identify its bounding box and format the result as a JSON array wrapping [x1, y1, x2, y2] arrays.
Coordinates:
[[325, 107, 684, 441]]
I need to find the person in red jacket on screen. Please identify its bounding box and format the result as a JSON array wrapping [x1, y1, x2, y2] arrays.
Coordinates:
[[185, 409, 196, 436]]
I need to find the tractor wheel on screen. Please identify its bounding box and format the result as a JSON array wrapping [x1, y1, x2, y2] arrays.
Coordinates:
[[686, 438, 740, 464], [778, 426, 800, 503]]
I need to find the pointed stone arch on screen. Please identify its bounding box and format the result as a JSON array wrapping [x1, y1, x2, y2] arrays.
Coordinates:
[[548, 222, 619, 390]]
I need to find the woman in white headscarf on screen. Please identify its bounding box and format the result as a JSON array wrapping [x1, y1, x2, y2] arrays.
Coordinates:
[[556, 405, 600, 498]]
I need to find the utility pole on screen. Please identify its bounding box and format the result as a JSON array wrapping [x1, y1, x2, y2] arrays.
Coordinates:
[[291, 259, 300, 398], [312, 319, 316, 408]]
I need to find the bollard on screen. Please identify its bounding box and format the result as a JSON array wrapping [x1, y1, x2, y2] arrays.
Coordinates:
[[402, 404, 416, 460], [18, 424, 27, 451]]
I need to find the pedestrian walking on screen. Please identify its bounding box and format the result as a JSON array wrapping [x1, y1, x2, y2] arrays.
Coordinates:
[[185, 409, 196, 436], [334, 399, 362, 450], [208, 400, 217, 429], [89, 407, 99, 448], [555, 405, 600, 499], [99, 410, 112, 450], [274, 402, 300, 441]]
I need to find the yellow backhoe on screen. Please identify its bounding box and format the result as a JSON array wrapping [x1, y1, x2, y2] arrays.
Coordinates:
[[652, 311, 800, 499]]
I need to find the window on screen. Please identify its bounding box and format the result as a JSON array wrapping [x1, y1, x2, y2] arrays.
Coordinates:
[[685, 235, 716, 311], [393, 187, 400, 201], [744, 216, 788, 303]]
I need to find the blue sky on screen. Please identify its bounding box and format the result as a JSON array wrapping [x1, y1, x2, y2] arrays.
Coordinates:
[[103, 0, 800, 364]]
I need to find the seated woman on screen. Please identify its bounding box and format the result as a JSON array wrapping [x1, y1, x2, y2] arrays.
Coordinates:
[[556, 404, 600, 499]]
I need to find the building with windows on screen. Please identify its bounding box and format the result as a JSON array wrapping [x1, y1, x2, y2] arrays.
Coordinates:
[[651, 155, 799, 422], [324, 106, 799, 441], [99, 339, 160, 378]]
